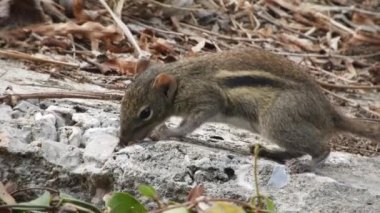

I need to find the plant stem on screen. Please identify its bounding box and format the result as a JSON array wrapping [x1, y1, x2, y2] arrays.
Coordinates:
[[253, 144, 263, 209]]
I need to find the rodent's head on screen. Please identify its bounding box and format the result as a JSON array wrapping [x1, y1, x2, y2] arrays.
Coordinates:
[[119, 72, 177, 146]]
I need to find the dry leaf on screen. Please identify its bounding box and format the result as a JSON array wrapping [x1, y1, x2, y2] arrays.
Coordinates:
[[103, 57, 138, 76], [369, 106, 380, 114], [279, 34, 320, 52], [186, 184, 204, 203], [352, 12, 376, 26], [327, 36, 341, 51], [25, 22, 124, 51], [151, 38, 174, 54], [58, 0, 106, 24], [257, 26, 273, 38], [0, 181, 16, 205], [103, 57, 151, 76], [369, 62, 380, 84], [344, 59, 357, 79], [161, 0, 194, 17], [191, 38, 206, 53], [41, 37, 72, 49]]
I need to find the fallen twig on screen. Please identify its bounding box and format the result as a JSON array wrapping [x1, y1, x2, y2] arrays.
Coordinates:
[[309, 66, 355, 84], [0, 50, 79, 68], [317, 80, 380, 90], [323, 88, 380, 118], [147, 0, 202, 12], [274, 50, 380, 59], [256, 10, 317, 41], [180, 22, 261, 44], [98, 0, 149, 59], [0, 91, 123, 106], [305, 4, 380, 17], [127, 18, 185, 36]]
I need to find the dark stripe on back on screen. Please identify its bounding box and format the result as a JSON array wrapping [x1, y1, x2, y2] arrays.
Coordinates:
[[222, 75, 283, 88]]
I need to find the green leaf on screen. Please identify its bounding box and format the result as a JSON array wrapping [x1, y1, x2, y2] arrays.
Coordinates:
[[59, 192, 76, 200], [138, 184, 157, 199], [21, 191, 51, 206], [13, 191, 51, 212], [60, 192, 102, 213], [163, 207, 188, 213], [107, 192, 147, 213], [265, 197, 276, 213], [203, 201, 245, 213]]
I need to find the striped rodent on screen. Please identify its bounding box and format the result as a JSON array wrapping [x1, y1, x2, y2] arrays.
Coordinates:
[[119, 48, 380, 172]]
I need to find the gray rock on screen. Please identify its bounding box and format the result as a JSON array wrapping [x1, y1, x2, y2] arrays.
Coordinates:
[[100, 116, 119, 128], [50, 112, 67, 128], [82, 127, 119, 146], [317, 152, 380, 196], [58, 126, 83, 147], [83, 133, 118, 164], [0, 104, 12, 121], [267, 173, 379, 212], [109, 140, 253, 199], [2, 125, 33, 143], [39, 140, 83, 169], [72, 113, 100, 129], [107, 140, 380, 213], [0, 129, 36, 153], [46, 105, 75, 127], [11, 101, 40, 119], [11, 110, 25, 119], [46, 105, 75, 115], [32, 112, 57, 141], [13, 100, 40, 113]]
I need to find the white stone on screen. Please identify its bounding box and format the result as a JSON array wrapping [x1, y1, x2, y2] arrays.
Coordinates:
[[72, 113, 100, 129], [0, 104, 12, 122], [58, 126, 83, 147], [83, 133, 118, 163], [13, 101, 39, 113], [32, 112, 57, 141], [40, 140, 83, 169], [82, 127, 118, 146], [46, 105, 75, 115]]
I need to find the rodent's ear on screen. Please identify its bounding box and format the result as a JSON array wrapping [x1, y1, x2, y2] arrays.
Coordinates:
[[153, 73, 177, 101]]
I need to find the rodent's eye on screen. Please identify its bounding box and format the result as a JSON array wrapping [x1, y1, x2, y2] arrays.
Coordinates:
[[139, 106, 152, 120]]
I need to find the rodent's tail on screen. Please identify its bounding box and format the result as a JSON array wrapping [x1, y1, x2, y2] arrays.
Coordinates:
[[335, 115, 380, 141]]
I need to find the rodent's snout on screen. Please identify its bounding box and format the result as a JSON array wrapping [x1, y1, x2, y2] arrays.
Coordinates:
[[119, 136, 140, 146], [118, 136, 131, 147], [119, 124, 154, 146]]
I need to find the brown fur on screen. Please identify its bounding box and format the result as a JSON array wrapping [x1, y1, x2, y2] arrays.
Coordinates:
[[120, 47, 380, 171]]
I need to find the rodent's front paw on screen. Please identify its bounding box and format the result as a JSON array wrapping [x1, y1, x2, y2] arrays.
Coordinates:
[[149, 125, 186, 141], [149, 125, 170, 141], [149, 131, 165, 141]]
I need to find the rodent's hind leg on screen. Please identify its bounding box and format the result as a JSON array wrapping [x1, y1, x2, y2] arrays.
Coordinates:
[[286, 144, 330, 173], [250, 144, 304, 164], [309, 144, 331, 170]]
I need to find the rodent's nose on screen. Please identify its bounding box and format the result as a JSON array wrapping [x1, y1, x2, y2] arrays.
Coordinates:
[[119, 136, 131, 147], [119, 136, 140, 147]]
